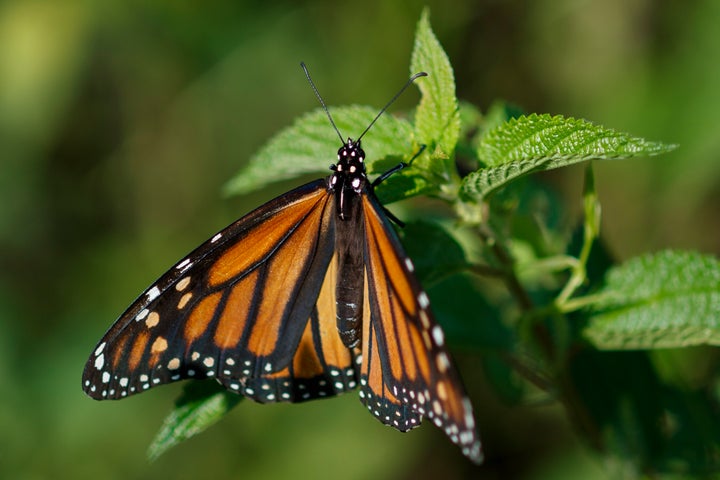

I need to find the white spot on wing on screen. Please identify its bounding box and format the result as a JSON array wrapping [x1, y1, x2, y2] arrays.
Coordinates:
[[94, 354, 105, 370], [146, 286, 161, 302], [176, 258, 193, 273], [418, 291, 430, 309], [432, 325, 445, 346], [404, 258, 415, 272], [211, 233, 222, 243], [94, 342, 106, 356], [436, 352, 450, 372]]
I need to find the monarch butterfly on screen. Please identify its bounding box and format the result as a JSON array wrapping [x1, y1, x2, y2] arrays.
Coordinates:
[[82, 63, 482, 464]]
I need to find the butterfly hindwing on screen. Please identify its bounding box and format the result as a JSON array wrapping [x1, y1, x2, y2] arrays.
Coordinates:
[[225, 254, 360, 402], [82, 179, 358, 403], [359, 191, 483, 463]]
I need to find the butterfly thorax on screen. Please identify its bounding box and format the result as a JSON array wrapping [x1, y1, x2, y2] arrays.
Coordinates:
[[329, 138, 367, 222], [327, 138, 367, 348]]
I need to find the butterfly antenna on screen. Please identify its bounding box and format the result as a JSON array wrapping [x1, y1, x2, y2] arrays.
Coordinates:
[[301, 62, 345, 144], [357, 71, 427, 142]]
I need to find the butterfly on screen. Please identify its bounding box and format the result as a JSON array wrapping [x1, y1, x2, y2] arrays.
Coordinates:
[[82, 63, 482, 464]]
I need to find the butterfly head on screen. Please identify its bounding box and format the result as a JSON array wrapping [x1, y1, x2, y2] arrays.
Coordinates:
[[330, 138, 367, 194]]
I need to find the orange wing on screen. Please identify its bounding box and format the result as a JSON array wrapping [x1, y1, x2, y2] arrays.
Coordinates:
[[359, 192, 483, 464], [82, 179, 358, 403]]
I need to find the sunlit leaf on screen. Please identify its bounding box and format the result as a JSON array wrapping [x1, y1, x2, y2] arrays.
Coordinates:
[[224, 106, 414, 196], [411, 8, 460, 168], [461, 114, 677, 201]]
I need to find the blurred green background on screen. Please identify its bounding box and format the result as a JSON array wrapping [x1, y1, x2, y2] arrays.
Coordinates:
[[1, 1, 718, 479]]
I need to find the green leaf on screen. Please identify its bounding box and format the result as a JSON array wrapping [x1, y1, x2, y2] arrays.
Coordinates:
[[584, 251, 720, 349], [224, 106, 414, 196], [461, 114, 677, 201], [148, 381, 242, 461], [410, 8, 460, 170]]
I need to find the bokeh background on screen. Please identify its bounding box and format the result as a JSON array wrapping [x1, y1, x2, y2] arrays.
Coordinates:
[[1, 1, 718, 479]]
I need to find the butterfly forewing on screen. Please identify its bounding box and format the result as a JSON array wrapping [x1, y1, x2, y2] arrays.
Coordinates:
[[83, 180, 349, 401], [359, 192, 483, 464]]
